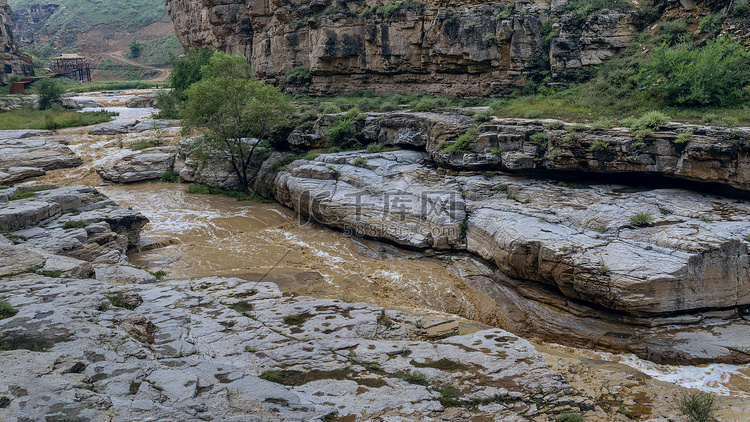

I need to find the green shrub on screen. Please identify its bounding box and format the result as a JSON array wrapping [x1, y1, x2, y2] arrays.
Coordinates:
[[569, 123, 587, 132], [129, 140, 158, 151], [444, 127, 478, 154], [630, 111, 670, 131], [129, 39, 143, 58], [285, 66, 312, 86], [366, 142, 383, 153], [638, 40, 750, 107], [523, 109, 543, 119], [472, 110, 491, 123], [657, 19, 690, 45], [63, 220, 89, 229], [596, 265, 611, 275], [589, 139, 610, 151], [326, 109, 363, 149], [701, 113, 738, 127], [732, 0, 750, 17], [414, 98, 436, 112], [303, 150, 322, 161], [36, 79, 64, 110], [353, 157, 367, 166], [0, 300, 17, 319], [160, 171, 179, 183], [629, 212, 653, 227], [591, 118, 614, 131], [547, 121, 564, 130], [169, 48, 214, 95], [698, 14, 723, 34], [566, 0, 630, 22], [674, 132, 693, 144], [678, 391, 715, 422], [322, 103, 342, 115], [482, 33, 496, 43], [529, 132, 549, 149], [394, 370, 429, 385]]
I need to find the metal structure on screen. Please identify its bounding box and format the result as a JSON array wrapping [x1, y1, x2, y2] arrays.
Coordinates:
[[50, 54, 91, 82]]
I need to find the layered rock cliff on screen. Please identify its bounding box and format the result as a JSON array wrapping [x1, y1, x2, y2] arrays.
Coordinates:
[[0, 0, 32, 84], [166, 0, 639, 95]]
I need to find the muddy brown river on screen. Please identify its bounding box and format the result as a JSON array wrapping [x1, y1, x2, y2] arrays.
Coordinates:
[[23, 90, 750, 416]]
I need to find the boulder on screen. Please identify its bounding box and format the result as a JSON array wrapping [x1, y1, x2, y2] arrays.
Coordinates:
[[126, 94, 158, 108], [96, 147, 177, 183], [0, 135, 82, 172]]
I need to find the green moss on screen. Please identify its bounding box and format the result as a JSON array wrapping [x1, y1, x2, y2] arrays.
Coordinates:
[[63, 220, 89, 229]]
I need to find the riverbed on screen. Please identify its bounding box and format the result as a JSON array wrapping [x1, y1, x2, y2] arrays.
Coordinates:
[[24, 89, 750, 418]]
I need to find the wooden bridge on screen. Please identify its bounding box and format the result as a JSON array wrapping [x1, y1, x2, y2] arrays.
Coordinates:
[[50, 54, 91, 82]]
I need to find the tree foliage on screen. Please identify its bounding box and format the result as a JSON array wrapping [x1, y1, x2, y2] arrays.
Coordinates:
[[36, 78, 64, 110], [638, 40, 750, 107], [181, 52, 295, 191]]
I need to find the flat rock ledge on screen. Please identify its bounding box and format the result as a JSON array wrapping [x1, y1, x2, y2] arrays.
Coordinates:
[[274, 150, 750, 364], [0, 131, 82, 185], [0, 185, 149, 279], [0, 273, 585, 421]]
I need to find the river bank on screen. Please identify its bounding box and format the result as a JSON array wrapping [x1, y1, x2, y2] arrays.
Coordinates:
[[3, 89, 750, 420]]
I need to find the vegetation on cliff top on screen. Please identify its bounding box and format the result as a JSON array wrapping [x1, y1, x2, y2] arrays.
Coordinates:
[[9, 0, 168, 35]]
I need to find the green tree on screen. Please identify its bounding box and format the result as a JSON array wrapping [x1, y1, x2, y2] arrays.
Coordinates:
[[36, 78, 64, 110], [181, 53, 295, 191], [156, 48, 215, 119], [129, 39, 143, 58]]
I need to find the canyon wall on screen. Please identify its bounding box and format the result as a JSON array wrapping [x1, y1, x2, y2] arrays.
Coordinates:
[[166, 0, 639, 96], [0, 0, 33, 84]]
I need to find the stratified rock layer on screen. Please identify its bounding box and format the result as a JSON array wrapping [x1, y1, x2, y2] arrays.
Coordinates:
[[166, 0, 636, 95], [0, 0, 33, 84], [0, 130, 81, 185], [273, 150, 750, 363]]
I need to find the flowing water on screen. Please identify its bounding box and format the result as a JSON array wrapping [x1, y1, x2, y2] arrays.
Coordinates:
[[24, 90, 750, 408]]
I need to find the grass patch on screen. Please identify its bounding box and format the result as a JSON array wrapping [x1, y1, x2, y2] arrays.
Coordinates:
[[160, 171, 179, 183], [678, 391, 715, 422], [0, 107, 116, 130], [36, 269, 63, 278], [629, 212, 654, 227], [8, 185, 58, 201], [393, 370, 428, 386], [184, 183, 274, 202], [366, 142, 383, 154], [63, 220, 89, 229], [146, 269, 168, 280], [129, 139, 159, 151], [105, 292, 140, 310], [0, 300, 17, 319], [444, 127, 478, 154]]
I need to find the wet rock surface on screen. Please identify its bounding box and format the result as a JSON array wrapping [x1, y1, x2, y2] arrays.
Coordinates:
[[0, 131, 82, 184], [0, 185, 148, 274], [274, 149, 750, 364], [97, 146, 177, 183], [0, 273, 581, 421]]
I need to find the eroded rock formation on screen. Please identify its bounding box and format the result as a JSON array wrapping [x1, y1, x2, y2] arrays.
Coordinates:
[[0, 0, 33, 84], [166, 0, 638, 95]]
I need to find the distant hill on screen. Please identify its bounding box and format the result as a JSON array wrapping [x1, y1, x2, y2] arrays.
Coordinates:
[[9, 0, 182, 80]]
